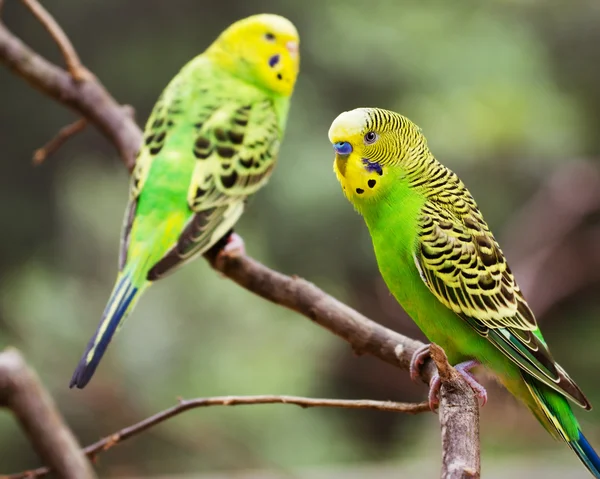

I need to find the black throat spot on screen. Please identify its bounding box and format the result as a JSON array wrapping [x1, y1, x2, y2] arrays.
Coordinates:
[[362, 158, 383, 176]]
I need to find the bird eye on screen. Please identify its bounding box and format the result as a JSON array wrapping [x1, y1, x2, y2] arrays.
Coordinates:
[[364, 131, 378, 144], [264, 32, 276, 41]]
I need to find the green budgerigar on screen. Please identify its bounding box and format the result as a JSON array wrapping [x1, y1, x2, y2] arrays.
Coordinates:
[[329, 107, 600, 476], [70, 14, 300, 389]]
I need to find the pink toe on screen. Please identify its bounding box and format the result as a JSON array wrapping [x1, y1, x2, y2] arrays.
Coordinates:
[[454, 360, 488, 407], [409, 345, 431, 382], [221, 233, 246, 257], [409, 356, 423, 382]]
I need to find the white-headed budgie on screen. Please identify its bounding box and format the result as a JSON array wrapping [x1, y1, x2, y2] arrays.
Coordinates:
[[329, 107, 600, 477]]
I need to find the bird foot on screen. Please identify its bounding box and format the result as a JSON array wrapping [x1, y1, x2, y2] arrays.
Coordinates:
[[428, 359, 487, 411], [410, 347, 487, 411], [409, 344, 432, 382], [215, 233, 246, 270]]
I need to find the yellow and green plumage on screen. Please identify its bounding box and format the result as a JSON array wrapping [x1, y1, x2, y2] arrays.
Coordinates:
[[70, 14, 300, 389], [329, 107, 600, 477]]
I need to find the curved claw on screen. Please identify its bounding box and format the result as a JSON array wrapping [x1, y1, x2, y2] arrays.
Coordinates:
[[409, 344, 432, 382], [426, 359, 487, 411], [428, 374, 442, 411]]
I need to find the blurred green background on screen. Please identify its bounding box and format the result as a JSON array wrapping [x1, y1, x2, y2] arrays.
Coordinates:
[[1, 0, 600, 477]]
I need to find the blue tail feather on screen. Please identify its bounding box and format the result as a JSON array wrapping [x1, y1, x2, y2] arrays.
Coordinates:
[[571, 432, 600, 478], [69, 274, 140, 389], [525, 376, 599, 478]]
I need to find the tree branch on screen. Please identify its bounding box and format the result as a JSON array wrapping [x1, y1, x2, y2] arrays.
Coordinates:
[[0, 21, 141, 170], [205, 252, 439, 381], [33, 117, 87, 164], [430, 344, 480, 479], [0, 5, 481, 478], [5, 395, 429, 479], [19, 0, 87, 81], [0, 349, 96, 479]]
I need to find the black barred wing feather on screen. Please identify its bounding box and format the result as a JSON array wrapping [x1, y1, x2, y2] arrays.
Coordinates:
[[119, 73, 216, 270], [144, 98, 280, 279], [414, 200, 590, 409], [132, 74, 205, 200], [119, 64, 281, 280], [187, 99, 280, 210], [147, 201, 244, 281], [416, 203, 534, 329], [146, 99, 282, 279]]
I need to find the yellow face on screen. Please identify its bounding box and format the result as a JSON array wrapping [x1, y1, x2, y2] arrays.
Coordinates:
[[328, 108, 386, 204], [328, 108, 426, 206], [210, 14, 300, 96]]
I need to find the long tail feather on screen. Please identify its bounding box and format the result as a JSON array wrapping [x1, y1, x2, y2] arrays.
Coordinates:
[[69, 273, 142, 389], [525, 376, 600, 478], [570, 432, 600, 478]]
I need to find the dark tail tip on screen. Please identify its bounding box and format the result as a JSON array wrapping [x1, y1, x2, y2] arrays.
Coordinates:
[[69, 338, 101, 389], [69, 279, 138, 390], [571, 431, 600, 478], [69, 361, 94, 389]]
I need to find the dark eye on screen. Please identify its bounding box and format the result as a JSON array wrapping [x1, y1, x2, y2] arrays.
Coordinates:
[[364, 131, 378, 144], [264, 32, 276, 41]]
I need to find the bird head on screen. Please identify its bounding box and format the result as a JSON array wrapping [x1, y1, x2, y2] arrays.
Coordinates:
[[328, 107, 429, 206], [208, 14, 300, 97]]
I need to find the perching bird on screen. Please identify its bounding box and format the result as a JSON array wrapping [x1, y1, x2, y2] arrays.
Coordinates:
[[329, 107, 600, 477], [70, 14, 300, 389]]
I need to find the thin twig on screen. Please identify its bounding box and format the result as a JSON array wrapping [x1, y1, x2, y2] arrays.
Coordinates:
[[19, 0, 87, 81], [430, 344, 480, 479], [33, 118, 87, 164], [0, 349, 96, 479], [0, 22, 141, 169], [4, 395, 429, 479]]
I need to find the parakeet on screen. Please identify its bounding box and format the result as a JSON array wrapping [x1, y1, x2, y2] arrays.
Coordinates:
[[329, 107, 600, 477], [70, 14, 300, 389]]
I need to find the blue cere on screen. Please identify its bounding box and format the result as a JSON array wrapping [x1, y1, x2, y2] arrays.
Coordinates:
[[333, 141, 353, 155]]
